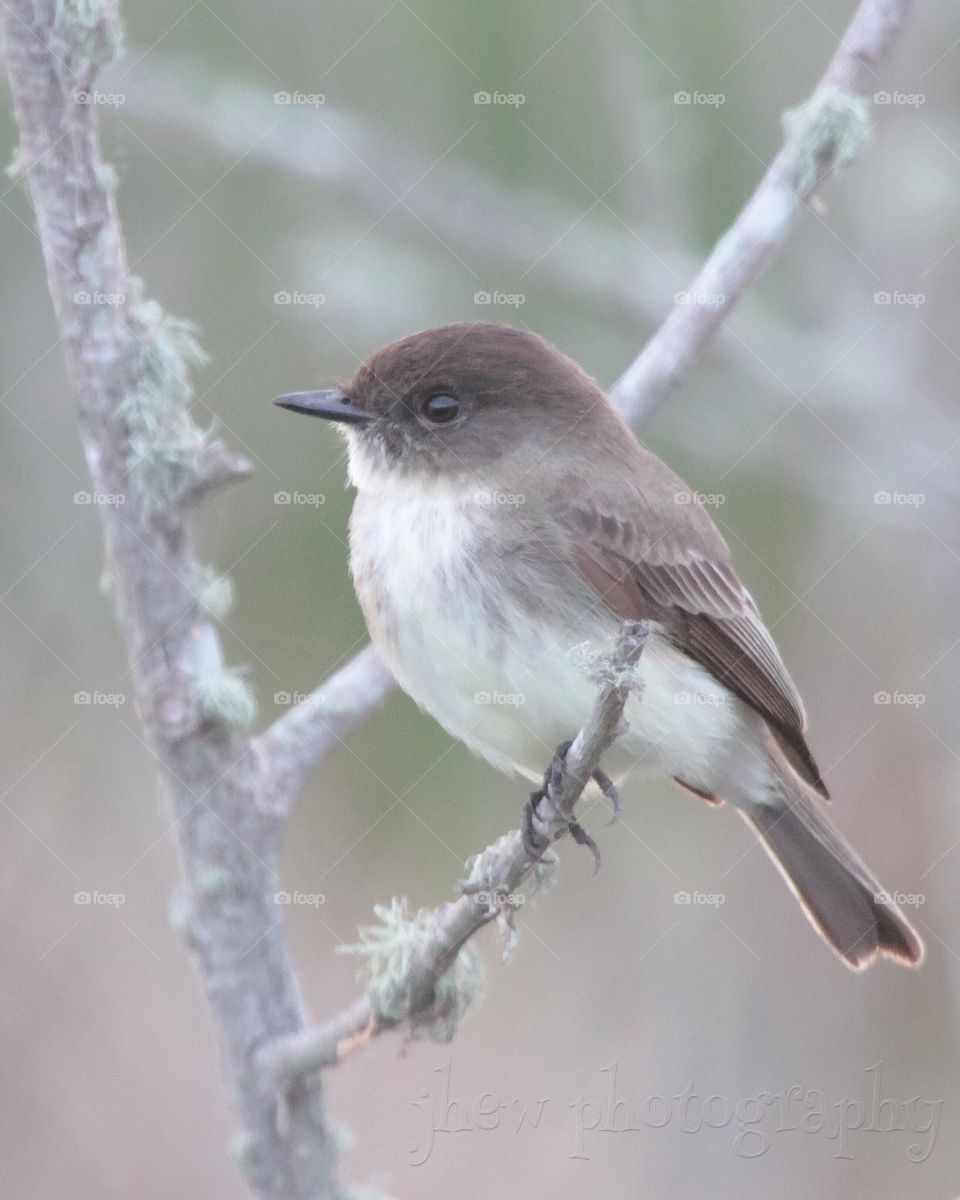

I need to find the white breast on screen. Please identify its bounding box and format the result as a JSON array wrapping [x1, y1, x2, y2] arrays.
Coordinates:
[[346, 441, 750, 790]]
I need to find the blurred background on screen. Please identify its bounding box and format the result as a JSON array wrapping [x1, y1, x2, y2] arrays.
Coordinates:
[[2, 1, 958, 1196]]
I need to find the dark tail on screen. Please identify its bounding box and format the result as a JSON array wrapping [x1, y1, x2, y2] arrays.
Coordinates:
[[741, 740, 923, 970]]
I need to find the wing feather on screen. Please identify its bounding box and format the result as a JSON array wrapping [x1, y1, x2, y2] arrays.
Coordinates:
[[564, 499, 827, 796]]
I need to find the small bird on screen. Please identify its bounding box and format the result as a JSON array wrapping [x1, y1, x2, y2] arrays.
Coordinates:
[[275, 322, 922, 970]]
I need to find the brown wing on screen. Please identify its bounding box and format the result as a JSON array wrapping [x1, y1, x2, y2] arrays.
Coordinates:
[[563, 496, 828, 797]]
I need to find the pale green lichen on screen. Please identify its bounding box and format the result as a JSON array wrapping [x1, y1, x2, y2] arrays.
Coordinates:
[[197, 569, 235, 621], [198, 867, 232, 896], [168, 892, 192, 934], [118, 301, 210, 516], [54, 0, 123, 65], [227, 1132, 259, 1173], [196, 667, 257, 730], [339, 898, 484, 1043], [781, 86, 871, 196], [568, 629, 643, 690], [463, 834, 555, 898]]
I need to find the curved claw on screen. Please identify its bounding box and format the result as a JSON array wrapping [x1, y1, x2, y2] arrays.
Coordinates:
[[521, 792, 550, 862], [569, 821, 602, 872], [592, 767, 622, 825]]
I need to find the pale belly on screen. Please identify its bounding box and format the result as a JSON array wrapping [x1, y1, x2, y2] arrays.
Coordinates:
[[348, 475, 749, 792]]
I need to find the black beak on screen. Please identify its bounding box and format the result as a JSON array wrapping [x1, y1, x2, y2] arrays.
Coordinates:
[[272, 389, 374, 426]]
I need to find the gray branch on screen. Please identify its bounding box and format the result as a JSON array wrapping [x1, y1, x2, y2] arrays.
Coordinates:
[[2, 3, 341, 1196], [611, 0, 915, 425], [257, 644, 395, 809]]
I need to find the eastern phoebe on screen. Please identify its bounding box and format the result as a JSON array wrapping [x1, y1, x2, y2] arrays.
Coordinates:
[[275, 322, 922, 970]]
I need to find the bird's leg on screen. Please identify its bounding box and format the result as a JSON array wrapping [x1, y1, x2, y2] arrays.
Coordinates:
[[520, 739, 601, 870], [520, 794, 550, 862], [542, 739, 573, 821]]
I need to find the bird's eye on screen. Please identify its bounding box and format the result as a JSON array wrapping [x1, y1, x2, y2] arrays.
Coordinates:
[[421, 394, 460, 424]]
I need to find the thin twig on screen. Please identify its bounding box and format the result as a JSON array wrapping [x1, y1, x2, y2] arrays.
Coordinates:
[[612, 0, 915, 426], [257, 644, 395, 808]]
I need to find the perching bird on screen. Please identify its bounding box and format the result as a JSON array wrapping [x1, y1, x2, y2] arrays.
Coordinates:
[[275, 322, 923, 971]]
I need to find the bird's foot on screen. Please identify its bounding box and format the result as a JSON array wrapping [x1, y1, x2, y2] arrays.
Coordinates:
[[520, 739, 602, 871]]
